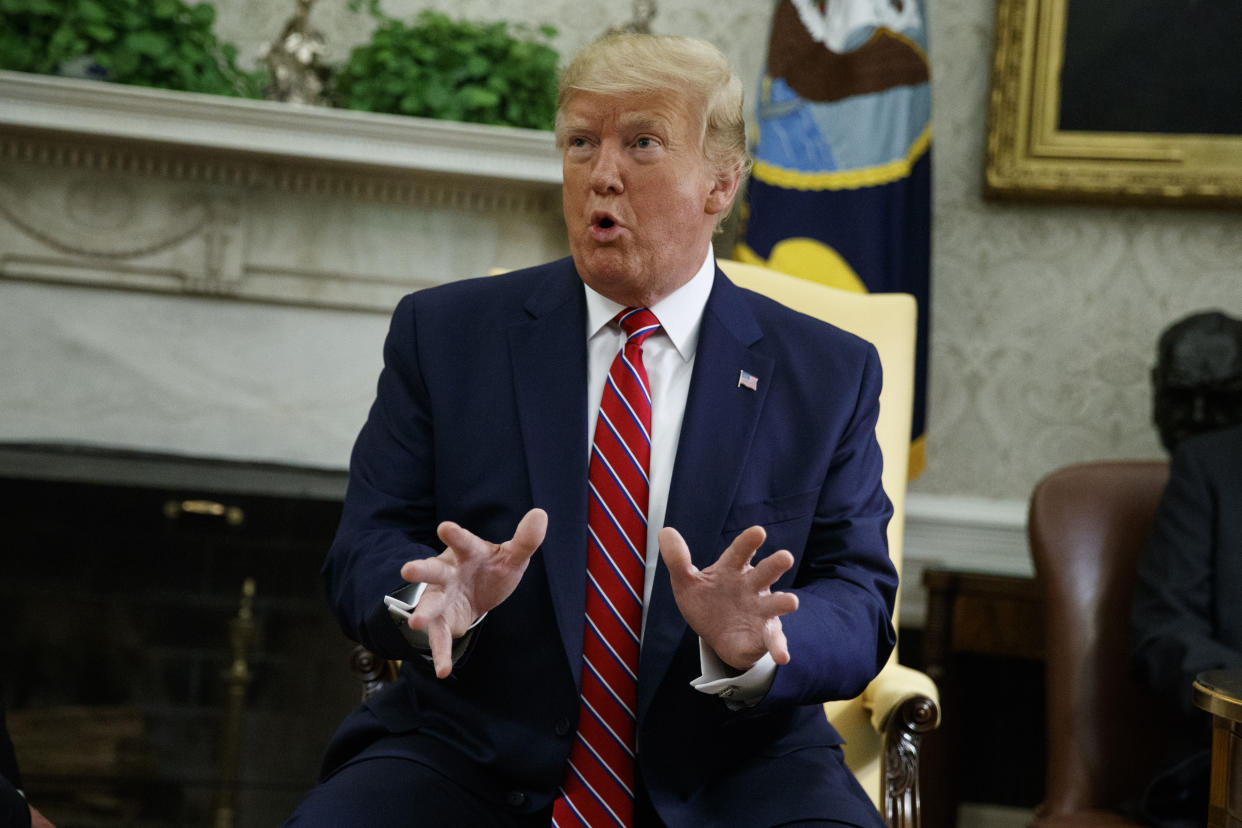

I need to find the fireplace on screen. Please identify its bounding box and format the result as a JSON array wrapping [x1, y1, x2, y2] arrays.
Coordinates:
[[0, 70, 568, 828], [1, 444, 359, 828]]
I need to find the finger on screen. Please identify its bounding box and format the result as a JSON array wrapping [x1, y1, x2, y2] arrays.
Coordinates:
[[437, 520, 483, 556], [401, 556, 454, 585], [750, 548, 795, 587], [407, 587, 442, 631], [427, 618, 454, 678], [764, 618, 792, 665], [657, 527, 697, 583], [759, 590, 799, 618], [718, 525, 766, 570], [505, 508, 548, 562]]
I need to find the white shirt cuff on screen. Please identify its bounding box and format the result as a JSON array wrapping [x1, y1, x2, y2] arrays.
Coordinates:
[[689, 638, 777, 709]]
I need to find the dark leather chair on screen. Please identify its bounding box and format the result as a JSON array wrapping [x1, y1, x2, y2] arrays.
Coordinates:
[[1027, 460, 1170, 827]]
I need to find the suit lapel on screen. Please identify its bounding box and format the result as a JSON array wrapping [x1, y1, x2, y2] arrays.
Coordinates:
[[508, 262, 591, 687], [637, 269, 773, 722]]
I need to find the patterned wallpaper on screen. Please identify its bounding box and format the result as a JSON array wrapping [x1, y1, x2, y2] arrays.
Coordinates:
[[214, 0, 1242, 502], [922, 0, 1242, 500]]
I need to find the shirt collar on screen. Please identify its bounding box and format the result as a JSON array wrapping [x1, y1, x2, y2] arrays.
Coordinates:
[[583, 244, 715, 362]]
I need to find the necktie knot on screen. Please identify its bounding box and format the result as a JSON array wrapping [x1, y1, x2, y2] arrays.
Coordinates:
[[618, 307, 659, 345]]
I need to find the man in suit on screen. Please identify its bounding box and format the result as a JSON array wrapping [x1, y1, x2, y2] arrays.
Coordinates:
[[1130, 423, 1242, 827], [286, 33, 897, 828]]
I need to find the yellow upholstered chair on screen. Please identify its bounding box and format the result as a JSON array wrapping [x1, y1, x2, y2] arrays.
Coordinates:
[[717, 258, 939, 828]]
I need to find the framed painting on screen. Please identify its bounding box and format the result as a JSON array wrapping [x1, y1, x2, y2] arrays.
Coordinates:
[[984, 0, 1242, 207]]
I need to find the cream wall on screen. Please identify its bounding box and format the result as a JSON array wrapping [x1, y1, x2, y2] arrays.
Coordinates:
[[209, 0, 1242, 503]]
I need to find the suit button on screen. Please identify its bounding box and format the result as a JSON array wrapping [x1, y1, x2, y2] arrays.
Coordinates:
[[555, 717, 572, 736], [505, 790, 528, 808]]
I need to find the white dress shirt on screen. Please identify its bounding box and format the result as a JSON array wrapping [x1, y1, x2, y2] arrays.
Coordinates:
[[582, 244, 775, 706]]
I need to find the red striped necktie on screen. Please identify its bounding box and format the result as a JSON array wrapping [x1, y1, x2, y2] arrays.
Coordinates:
[[553, 307, 660, 828]]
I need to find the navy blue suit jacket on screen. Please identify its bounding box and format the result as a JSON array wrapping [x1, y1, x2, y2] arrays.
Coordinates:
[[1129, 424, 1242, 826], [320, 258, 898, 826]]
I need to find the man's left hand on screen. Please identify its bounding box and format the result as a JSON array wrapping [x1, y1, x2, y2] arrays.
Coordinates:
[[658, 525, 799, 672]]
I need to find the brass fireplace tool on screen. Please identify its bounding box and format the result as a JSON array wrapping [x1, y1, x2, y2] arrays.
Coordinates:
[[214, 577, 257, 828]]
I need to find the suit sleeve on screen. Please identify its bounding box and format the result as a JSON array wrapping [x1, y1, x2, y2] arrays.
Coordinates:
[[1131, 438, 1242, 719], [763, 343, 898, 707], [323, 293, 444, 659]]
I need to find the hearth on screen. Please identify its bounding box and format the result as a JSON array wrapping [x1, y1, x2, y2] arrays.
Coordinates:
[[1, 444, 360, 828]]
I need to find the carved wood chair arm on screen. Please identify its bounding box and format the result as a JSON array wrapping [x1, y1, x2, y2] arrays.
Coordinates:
[[349, 644, 400, 702], [883, 692, 941, 828]]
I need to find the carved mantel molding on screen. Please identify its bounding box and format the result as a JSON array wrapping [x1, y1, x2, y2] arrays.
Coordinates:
[[0, 70, 567, 312], [0, 69, 561, 189]]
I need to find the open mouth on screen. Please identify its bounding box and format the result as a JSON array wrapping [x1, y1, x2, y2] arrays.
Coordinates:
[[590, 210, 620, 230], [589, 211, 622, 242]]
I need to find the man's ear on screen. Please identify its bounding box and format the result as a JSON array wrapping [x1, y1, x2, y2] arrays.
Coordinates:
[[706, 169, 742, 216]]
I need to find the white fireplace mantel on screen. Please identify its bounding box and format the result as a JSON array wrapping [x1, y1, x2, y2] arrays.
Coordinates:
[[0, 70, 570, 314], [0, 69, 562, 186], [0, 70, 571, 473]]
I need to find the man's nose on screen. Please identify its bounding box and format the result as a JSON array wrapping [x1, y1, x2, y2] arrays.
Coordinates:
[[589, 143, 624, 194]]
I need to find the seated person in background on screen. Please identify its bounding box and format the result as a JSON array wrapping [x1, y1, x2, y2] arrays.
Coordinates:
[[283, 32, 897, 828], [2, 698, 56, 828], [1129, 422, 1242, 827], [1151, 310, 1242, 453]]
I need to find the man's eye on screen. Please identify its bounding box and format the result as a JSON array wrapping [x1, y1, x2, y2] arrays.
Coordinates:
[[635, 137, 655, 149]]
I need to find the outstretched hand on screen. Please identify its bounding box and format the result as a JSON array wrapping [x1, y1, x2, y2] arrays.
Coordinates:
[[401, 508, 547, 678], [658, 525, 799, 671]]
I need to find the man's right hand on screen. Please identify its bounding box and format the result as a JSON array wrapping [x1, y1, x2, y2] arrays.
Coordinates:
[[400, 508, 548, 678]]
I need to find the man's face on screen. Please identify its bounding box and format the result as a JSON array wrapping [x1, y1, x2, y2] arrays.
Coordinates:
[[559, 91, 738, 308]]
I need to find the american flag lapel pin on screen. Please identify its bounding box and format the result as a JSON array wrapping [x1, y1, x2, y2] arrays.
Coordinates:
[[737, 370, 759, 391]]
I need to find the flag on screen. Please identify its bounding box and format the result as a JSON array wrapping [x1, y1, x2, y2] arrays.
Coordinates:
[[736, 0, 932, 478]]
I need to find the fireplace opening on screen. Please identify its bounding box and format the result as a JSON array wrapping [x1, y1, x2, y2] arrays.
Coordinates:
[[1, 444, 361, 828]]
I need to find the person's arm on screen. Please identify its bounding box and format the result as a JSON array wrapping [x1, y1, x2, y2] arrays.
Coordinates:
[[322, 292, 444, 660], [664, 345, 897, 708], [767, 345, 897, 707], [323, 293, 547, 676], [1132, 438, 1242, 718]]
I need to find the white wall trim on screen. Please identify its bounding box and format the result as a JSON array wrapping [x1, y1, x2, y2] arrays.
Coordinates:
[[900, 493, 1031, 627]]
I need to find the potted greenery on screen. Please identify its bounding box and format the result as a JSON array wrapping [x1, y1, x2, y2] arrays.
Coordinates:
[[0, 0, 262, 97], [335, 1, 560, 130]]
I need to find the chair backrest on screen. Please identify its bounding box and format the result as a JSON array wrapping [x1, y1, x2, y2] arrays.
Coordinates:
[[1028, 460, 1170, 816], [718, 259, 917, 626]]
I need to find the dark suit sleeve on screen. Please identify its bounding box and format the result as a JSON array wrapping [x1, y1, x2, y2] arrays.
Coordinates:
[[764, 343, 898, 707], [323, 293, 445, 659], [1131, 433, 1242, 719]]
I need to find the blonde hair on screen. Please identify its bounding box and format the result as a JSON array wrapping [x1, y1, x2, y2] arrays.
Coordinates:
[[555, 33, 751, 183]]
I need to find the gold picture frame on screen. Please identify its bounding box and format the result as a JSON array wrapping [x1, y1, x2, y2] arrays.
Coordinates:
[[984, 0, 1242, 207]]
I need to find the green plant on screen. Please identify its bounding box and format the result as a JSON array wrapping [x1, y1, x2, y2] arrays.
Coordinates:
[[336, 3, 559, 130], [0, 0, 263, 97]]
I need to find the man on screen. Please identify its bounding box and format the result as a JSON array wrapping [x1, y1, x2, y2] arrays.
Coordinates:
[[1130, 423, 1242, 827], [287, 33, 896, 828]]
